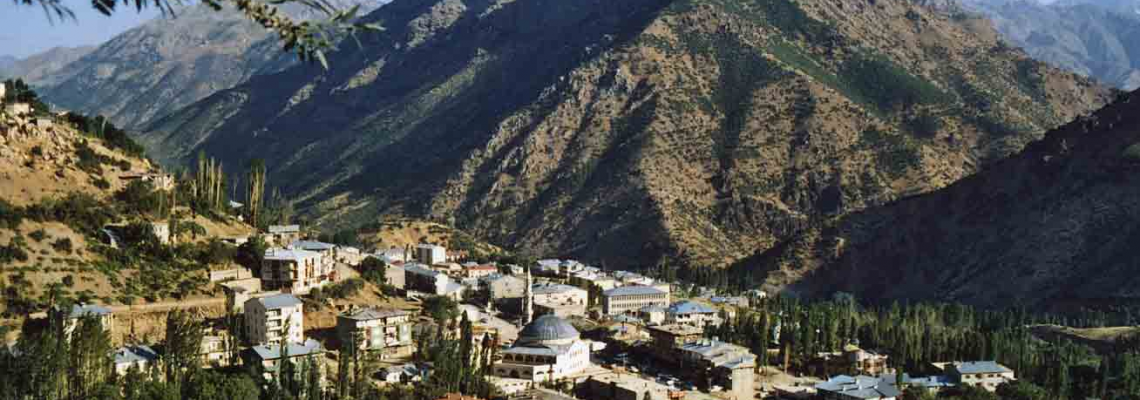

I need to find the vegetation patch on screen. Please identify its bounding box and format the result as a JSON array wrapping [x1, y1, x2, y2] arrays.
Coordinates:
[[840, 52, 953, 116]]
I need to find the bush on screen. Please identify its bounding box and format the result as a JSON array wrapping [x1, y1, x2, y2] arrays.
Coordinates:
[[28, 229, 46, 242], [91, 177, 111, 190], [62, 275, 75, 287], [841, 52, 952, 114], [30, 146, 43, 157], [907, 112, 943, 138], [325, 278, 364, 299], [51, 238, 73, 254], [422, 295, 460, 322]]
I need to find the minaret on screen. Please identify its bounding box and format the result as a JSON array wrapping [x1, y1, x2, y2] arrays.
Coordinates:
[[524, 266, 534, 325]]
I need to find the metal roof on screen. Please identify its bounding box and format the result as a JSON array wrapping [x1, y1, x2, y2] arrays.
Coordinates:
[[290, 240, 336, 251], [69, 304, 112, 318], [517, 315, 579, 345], [339, 307, 409, 321], [256, 294, 303, 310], [532, 284, 583, 295], [250, 339, 323, 360], [952, 361, 1012, 375], [667, 301, 717, 315], [603, 285, 665, 297], [264, 247, 320, 262], [814, 375, 902, 399], [267, 225, 300, 234], [404, 263, 441, 277], [114, 345, 158, 365]]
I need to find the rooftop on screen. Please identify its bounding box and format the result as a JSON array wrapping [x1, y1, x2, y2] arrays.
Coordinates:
[[267, 225, 300, 234], [255, 294, 303, 310], [532, 284, 583, 295], [667, 301, 717, 315], [68, 303, 112, 318], [517, 314, 580, 345], [639, 305, 666, 313], [250, 339, 323, 360], [264, 247, 321, 262], [647, 324, 704, 336], [603, 285, 665, 297], [951, 361, 1013, 375], [114, 345, 159, 365], [404, 263, 442, 277], [339, 307, 410, 321], [815, 375, 902, 400], [290, 240, 337, 251]]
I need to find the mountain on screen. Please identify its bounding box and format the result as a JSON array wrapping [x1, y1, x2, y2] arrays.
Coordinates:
[[959, 0, 1140, 90], [0, 56, 16, 72], [0, 46, 96, 84], [142, 0, 1109, 269], [743, 89, 1140, 309], [35, 0, 386, 130]]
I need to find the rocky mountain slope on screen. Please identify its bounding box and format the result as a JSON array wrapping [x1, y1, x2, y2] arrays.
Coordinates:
[[143, 0, 1109, 269], [744, 89, 1140, 309], [0, 46, 96, 86], [959, 0, 1140, 90], [35, 0, 386, 130]]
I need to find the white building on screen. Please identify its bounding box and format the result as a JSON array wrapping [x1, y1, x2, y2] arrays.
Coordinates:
[[244, 294, 304, 346], [416, 244, 447, 265], [602, 285, 670, 315], [943, 361, 1016, 392], [665, 301, 721, 327], [247, 339, 325, 384], [114, 345, 159, 377], [262, 247, 332, 295], [531, 284, 588, 318], [492, 315, 592, 382]]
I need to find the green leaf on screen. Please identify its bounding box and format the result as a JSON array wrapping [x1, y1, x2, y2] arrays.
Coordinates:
[[315, 49, 329, 70]]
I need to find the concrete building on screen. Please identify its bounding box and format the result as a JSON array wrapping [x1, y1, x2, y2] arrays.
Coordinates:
[[244, 294, 304, 346], [492, 315, 592, 382], [114, 345, 159, 377], [486, 274, 526, 300], [581, 373, 671, 400], [638, 305, 666, 325], [677, 338, 756, 400], [220, 278, 271, 313], [815, 375, 901, 400], [810, 344, 891, 377], [665, 301, 720, 327], [336, 307, 414, 359], [602, 285, 669, 316], [464, 264, 499, 279], [531, 284, 588, 318], [416, 244, 447, 265], [646, 324, 705, 364], [246, 339, 325, 383], [55, 303, 114, 338], [384, 263, 406, 290], [200, 331, 234, 368], [264, 225, 302, 245], [4, 103, 31, 116], [405, 263, 464, 299], [941, 361, 1016, 392], [290, 240, 337, 261], [262, 247, 333, 295]]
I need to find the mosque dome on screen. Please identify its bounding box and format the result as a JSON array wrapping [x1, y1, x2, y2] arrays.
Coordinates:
[[517, 314, 579, 346]]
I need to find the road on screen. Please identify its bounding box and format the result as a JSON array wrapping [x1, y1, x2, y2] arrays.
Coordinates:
[[28, 297, 225, 319]]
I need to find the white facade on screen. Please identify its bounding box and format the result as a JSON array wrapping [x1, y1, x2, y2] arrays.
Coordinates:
[[416, 244, 447, 265], [244, 294, 304, 346], [492, 315, 593, 382], [262, 247, 332, 295]]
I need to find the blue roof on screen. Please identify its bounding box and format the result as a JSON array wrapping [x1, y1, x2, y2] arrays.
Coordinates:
[[114, 345, 158, 364], [251, 339, 323, 360], [69, 304, 112, 318], [667, 301, 717, 315], [532, 284, 582, 295], [815, 375, 902, 399], [257, 294, 303, 310], [953, 361, 1012, 375], [604, 285, 665, 297]]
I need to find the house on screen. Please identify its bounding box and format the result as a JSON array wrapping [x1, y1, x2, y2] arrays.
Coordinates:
[[220, 278, 270, 313], [637, 305, 666, 325], [464, 264, 499, 279], [815, 375, 901, 400], [262, 247, 333, 295], [336, 246, 365, 266], [380, 363, 426, 384], [709, 296, 750, 308], [246, 339, 325, 383], [534, 260, 562, 276], [264, 225, 302, 245], [940, 361, 1015, 392], [200, 332, 234, 368], [0, 83, 5, 100], [244, 294, 304, 346], [416, 244, 447, 265], [290, 240, 337, 259], [383, 262, 406, 290], [35, 117, 53, 129], [55, 303, 114, 338], [646, 324, 705, 364], [581, 373, 671, 400], [336, 307, 414, 359], [531, 284, 588, 318], [4, 103, 31, 116], [676, 338, 756, 400], [809, 344, 891, 377], [114, 345, 160, 377], [119, 172, 175, 191], [602, 285, 670, 316], [486, 274, 526, 300], [405, 263, 463, 300], [665, 301, 720, 327], [375, 247, 409, 263], [570, 271, 618, 291]]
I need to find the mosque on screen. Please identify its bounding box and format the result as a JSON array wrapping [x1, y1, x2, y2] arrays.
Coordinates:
[[491, 268, 593, 382]]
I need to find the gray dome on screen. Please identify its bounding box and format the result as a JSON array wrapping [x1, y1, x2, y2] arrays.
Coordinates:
[[518, 315, 579, 345]]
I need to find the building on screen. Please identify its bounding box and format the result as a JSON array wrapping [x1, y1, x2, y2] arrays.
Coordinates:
[[531, 284, 588, 318], [336, 307, 413, 359], [114, 345, 160, 377], [941, 361, 1015, 392], [0, 83, 5, 100], [150, 222, 171, 244], [55, 303, 114, 338], [246, 339, 325, 383], [709, 296, 750, 308], [809, 344, 891, 377], [646, 324, 705, 364], [119, 172, 175, 191], [677, 338, 756, 400], [375, 247, 409, 263], [416, 244, 447, 265], [381, 363, 426, 384], [637, 305, 666, 325], [200, 332, 234, 368], [465, 264, 499, 279], [602, 285, 669, 316], [384, 263, 407, 290], [486, 274, 526, 300], [4, 103, 31, 116], [35, 117, 53, 129], [581, 373, 671, 400], [405, 263, 463, 299], [244, 294, 304, 346], [665, 301, 720, 327], [221, 278, 271, 313], [434, 394, 485, 400], [570, 271, 618, 291], [492, 315, 593, 382], [264, 225, 302, 245], [815, 375, 901, 400], [262, 247, 333, 295], [290, 240, 338, 261]]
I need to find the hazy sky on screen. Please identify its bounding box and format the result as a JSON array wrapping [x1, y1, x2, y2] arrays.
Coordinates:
[[0, 3, 160, 58]]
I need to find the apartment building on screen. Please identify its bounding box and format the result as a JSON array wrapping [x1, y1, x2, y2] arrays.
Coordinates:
[[244, 294, 304, 346]]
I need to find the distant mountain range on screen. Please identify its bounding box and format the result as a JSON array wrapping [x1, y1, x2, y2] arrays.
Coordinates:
[[138, 0, 1108, 270], [23, 0, 386, 130], [745, 88, 1140, 310], [960, 0, 1140, 90], [0, 46, 95, 86]]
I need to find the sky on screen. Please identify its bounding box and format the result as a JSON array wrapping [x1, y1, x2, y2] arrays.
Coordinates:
[[0, 3, 161, 59]]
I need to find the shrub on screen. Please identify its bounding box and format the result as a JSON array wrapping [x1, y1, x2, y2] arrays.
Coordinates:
[[422, 295, 460, 322], [907, 112, 944, 138], [52, 238, 73, 254], [62, 275, 75, 287], [30, 146, 43, 157], [91, 177, 111, 190], [1122, 143, 1140, 161], [28, 229, 46, 242]]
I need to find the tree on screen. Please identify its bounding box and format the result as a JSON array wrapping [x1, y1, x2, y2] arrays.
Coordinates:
[[246, 159, 266, 228], [162, 310, 205, 389], [67, 316, 114, 400], [422, 296, 460, 323]]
